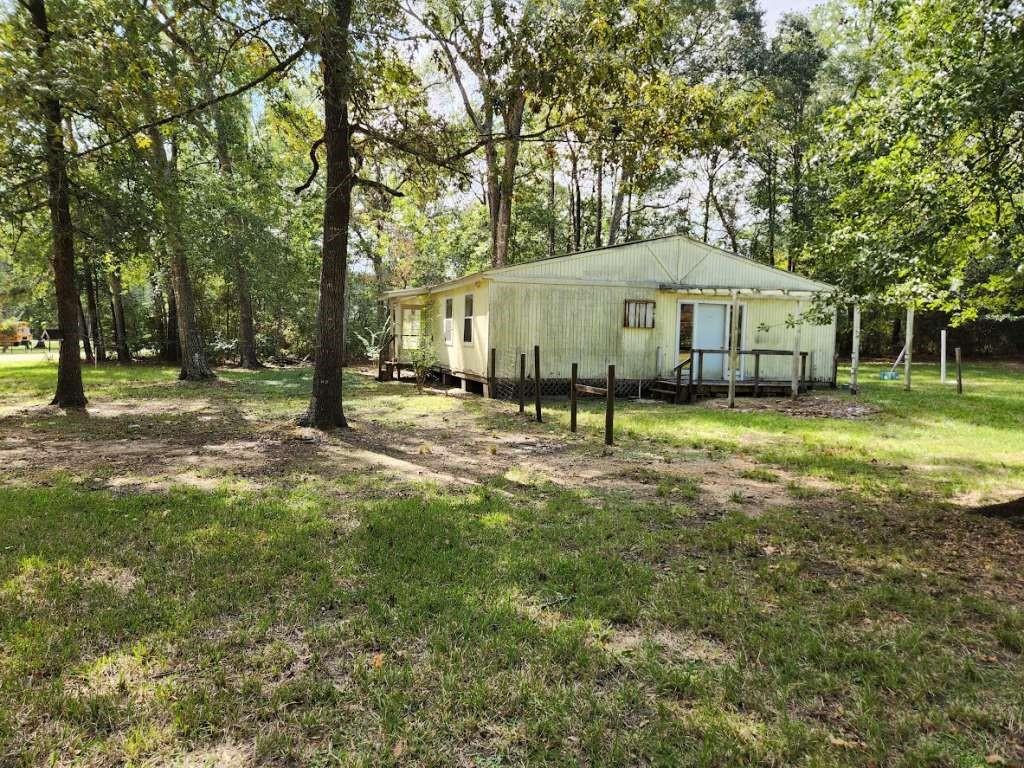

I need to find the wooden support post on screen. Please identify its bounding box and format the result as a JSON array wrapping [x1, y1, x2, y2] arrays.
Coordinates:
[[904, 305, 914, 391], [791, 304, 803, 400], [673, 361, 683, 405], [487, 347, 496, 398], [955, 347, 963, 394], [518, 353, 526, 413], [605, 364, 615, 446], [687, 354, 695, 403], [800, 352, 807, 391], [728, 292, 739, 408], [850, 303, 861, 395], [831, 353, 839, 389], [570, 362, 578, 432], [697, 351, 704, 398], [533, 345, 542, 423], [753, 351, 761, 397]]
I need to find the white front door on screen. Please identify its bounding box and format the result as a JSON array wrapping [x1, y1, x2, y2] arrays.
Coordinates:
[[695, 303, 728, 379]]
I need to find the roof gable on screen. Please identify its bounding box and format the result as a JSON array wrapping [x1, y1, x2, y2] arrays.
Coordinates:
[[384, 234, 834, 299], [493, 234, 833, 292]]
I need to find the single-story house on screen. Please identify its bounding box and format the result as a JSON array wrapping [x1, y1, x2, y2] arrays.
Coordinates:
[[383, 234, 837, 399]]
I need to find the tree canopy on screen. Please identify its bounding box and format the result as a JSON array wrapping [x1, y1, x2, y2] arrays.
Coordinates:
[[1, 0, 1021, 418]]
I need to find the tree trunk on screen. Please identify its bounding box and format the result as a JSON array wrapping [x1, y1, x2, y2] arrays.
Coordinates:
[[608, 164, 630, 245], [151, 273, 168, 359], [568, 145, 582, 251], [301, 0, 354, 429], [145, 129, 214, 380], [28, 0, 86, 406], [594, 156, 603, 247], [164, 276, 180, 363], [546, 146, 556, 258], [765, 146, 777, 266], [235, 264, 260, 368], [108, 267, 131, 363], [78, 296, 94, 365], [492, 88, 526, 268], [789, 140, 804, 272], [82, 253, 105, 361], [210, 100, 261, 369]]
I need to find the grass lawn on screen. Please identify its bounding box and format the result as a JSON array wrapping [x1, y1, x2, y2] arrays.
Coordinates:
[[1, 354, 1022, 766]]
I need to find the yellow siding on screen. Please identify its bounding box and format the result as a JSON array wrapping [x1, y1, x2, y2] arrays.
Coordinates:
[[386, 236, 837, 385], [394, 279, 490, 376], [488, 285, 835, 382], [489, 283, 663, 380]]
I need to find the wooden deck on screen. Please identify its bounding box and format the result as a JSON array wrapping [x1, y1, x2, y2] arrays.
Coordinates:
[[647, 378, 814, 402]]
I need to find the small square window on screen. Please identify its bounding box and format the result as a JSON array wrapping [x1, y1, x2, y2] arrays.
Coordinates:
[[624, 300, 655, 329]]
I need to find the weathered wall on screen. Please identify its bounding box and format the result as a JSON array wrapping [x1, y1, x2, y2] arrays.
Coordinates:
[[393, 279, 490, 376], [487, 284, 836, 382]]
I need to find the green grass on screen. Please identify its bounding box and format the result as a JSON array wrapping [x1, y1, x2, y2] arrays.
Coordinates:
[[1, 356, 1022, 766]]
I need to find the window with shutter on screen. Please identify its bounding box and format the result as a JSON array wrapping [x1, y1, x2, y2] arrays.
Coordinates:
[[624, 300, 655, 329]]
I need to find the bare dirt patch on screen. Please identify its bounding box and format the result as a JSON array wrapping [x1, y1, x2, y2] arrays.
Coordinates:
[[606, 626, 735, 665], [705, 394, 880, 419]]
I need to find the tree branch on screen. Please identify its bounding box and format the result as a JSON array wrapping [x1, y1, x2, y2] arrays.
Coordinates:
[[71, 45, 306, 161], [293, 137, 325, 194], [354, 176, 405, 197]]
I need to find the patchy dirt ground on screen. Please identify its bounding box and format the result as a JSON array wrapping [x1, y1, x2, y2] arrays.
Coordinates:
[[0, 391, 828, 520], [704, 393, 881, 419]]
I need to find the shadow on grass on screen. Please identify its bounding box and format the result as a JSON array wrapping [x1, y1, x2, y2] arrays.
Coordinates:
[[1, 469, 1022, 765]]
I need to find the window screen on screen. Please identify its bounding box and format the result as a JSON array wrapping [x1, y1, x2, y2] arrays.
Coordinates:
[[443, 298, 453, 344], [624, 300, 655, 329], [463, 294, 474, 343]]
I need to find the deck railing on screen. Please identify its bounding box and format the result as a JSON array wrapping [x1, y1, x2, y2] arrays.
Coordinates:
[[670, 348, 809, 402]]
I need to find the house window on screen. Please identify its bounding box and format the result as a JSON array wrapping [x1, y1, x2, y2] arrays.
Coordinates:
[[463, 294, 474, 343], [401, 307, 421, 350], [624, 299, 655, 329], [678, 303, 694, 352], [443, 298, 453, 344]]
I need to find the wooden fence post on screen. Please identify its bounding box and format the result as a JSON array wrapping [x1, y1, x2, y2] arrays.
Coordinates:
[[673, 360, 683, 404], [605, 364, 615, 446], [487, 347, 496, 398], [570, 362, 578, 432], [753, 351, 761, 397], [687, 353, 695, 403], [955, 347, 963, 394], [533, 345, 542, 423], [831, 353, 839, 389], [518, 353, 526, 414]]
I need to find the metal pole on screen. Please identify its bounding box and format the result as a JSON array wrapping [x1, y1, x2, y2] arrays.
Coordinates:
[[940, 329, 947, 383], [850, 304, 861, 395], [728, 291, 739, 408], [791, 303, 802, 400], [904, 305, 914, 391]]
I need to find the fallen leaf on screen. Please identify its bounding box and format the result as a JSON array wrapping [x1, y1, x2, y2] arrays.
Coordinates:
[[372, 652, 385, 669]]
